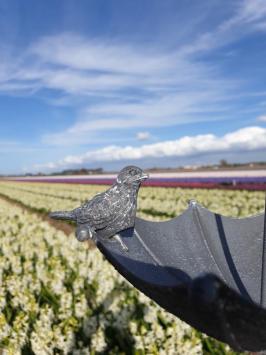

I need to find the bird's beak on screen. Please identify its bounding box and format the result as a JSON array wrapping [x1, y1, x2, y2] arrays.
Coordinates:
[[49, 210, 77, 221]]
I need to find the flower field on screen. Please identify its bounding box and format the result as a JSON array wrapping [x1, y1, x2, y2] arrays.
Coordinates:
[[0, 181, 265, 219], [11, 169, 266, 191], [0, 181, 265, 354]]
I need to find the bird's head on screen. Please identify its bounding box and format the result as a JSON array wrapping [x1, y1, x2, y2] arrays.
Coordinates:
[[116, 166, 149, 186]]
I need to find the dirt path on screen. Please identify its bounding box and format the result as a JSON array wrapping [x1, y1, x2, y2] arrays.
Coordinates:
[[0, 192, 75, 236], [0, 193, 96, 249]]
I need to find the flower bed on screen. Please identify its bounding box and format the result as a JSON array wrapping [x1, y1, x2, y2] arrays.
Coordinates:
[[0, 182, 261, 353]]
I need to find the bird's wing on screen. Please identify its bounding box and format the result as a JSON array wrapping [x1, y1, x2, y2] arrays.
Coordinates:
[[77, 192, 118, 229]]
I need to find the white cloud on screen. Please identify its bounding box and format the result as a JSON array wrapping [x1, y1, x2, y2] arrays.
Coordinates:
[[31, 34, 175, 76], [181, 0, 266, 56], [1, 1, 266, 149], [2, 2, 266, 99], [237, 0, 266, 24], [34, 126, 266, 171], [136, 132, 151, 141], [31, 2, 266, 147], [0, 31, 241, 149], [34, 34, 239, 146], [257, 115, 266, 122]]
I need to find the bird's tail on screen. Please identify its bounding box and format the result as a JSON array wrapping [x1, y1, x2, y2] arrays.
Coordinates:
[[49, 210, 77, 221]]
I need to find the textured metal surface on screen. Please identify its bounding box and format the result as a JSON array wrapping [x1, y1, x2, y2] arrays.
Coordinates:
[[50, 165, 266, 351], [261, 195, 266, 307], [96, 204, 266, 351], [50, 166, 148, 245]]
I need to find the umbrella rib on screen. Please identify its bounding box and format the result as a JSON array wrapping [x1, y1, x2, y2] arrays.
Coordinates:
[[215, 214, 251, 301], [134, 229, 163, 267], [260, 194, 266, 307], [191, 205, 226, 283], [133, 229, 185, 282]]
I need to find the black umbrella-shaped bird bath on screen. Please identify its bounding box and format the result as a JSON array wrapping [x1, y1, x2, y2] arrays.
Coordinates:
[[50, 166, 266, 352]]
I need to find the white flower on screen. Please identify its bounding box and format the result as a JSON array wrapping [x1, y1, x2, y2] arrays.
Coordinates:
[[0, 182, 255, 353], [90, 327, 107, 353]]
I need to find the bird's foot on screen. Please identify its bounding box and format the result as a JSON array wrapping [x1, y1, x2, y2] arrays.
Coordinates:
[[76, 225, 96, 242], [112, 234, 129, 252]]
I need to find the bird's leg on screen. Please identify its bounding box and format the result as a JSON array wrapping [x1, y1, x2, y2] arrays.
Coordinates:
[[112, 234, 129, 252]]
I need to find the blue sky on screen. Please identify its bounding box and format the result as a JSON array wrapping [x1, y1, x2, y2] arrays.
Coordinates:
[[1, 0, 266, 174]]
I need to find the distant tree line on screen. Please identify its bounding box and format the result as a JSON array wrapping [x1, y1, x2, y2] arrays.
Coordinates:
[[23, 168, 104, 177]]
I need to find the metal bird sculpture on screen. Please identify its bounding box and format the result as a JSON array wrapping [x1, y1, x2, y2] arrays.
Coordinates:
[[50, 166, 266, 352], [50, 166, 148, 251]]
